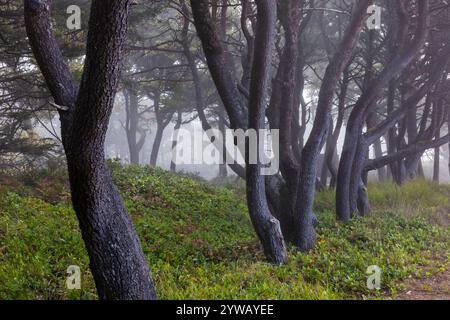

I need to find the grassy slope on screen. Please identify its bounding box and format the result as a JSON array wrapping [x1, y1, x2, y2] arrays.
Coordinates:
[[0, 164, 449, 299]]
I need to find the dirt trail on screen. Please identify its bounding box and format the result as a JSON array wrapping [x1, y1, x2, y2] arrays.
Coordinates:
[[395, 267, 450, 300]]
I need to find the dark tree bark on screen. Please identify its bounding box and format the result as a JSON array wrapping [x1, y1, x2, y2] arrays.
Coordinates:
[[190, 0, 248, 131], [191, 0, 287, 263], [24, 0, 156, 299], [189, 1, 249, 178], [269, 0, 305, 244], [245, 0, 287, 264], [181, 0, 242, 178]]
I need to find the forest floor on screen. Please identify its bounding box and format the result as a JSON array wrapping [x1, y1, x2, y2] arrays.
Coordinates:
[[395, 264, 450, 300], [0, 163, 449, 300]]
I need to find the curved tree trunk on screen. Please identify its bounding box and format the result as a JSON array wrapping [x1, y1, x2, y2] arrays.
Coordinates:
[[337, 0, 429, 220], [246, 0, 287, 264], [24, 0, 156, 299], [296, 0, 371, 247]]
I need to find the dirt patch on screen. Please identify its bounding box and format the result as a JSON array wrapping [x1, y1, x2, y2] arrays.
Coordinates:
[[395, 267, 450, 300]]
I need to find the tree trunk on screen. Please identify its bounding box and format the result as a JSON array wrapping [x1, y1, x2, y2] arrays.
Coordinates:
[[246, 0, 287, 264], [171, 111, 182, 172], [336, 118, 363, 221], [24, 0, 156, 299], [337, 0, 430, 219], [356, 178, 371, 216], [298, 0, 370, 242], [372, 138, 386, 181], [350, 138, 371, 216], [218, 107, 228, 178], [150, 125, 164, 166], [149, 89, 173, 167], [274, 0, 304, 244], [434, 132, 440, 183], [124, 89, 143, 165]]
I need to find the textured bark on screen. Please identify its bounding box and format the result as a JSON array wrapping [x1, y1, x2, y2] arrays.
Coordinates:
[[23, 0, 77, 143], [271, 0, 304, 244], [191, 0, 290, 261], [245, 0, 287, 264], [190, 0, 248, 130], [24, 0, 156, 299], [181, 0, 242, 178]]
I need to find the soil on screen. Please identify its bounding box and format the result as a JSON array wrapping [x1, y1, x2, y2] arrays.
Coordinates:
[[395, 267, 450, 300]]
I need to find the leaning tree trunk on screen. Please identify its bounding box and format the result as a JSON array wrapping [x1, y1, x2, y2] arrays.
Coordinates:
[[150, 125, 164, 166], [245, 0, 287, 264], [273, 0, 305, 244], [337, 0, 430, 220], [24, 0, 156, 299], [297, 0, 371, 245]]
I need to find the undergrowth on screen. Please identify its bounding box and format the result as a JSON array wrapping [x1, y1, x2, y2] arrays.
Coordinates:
[[0, 164, 448, 299]]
